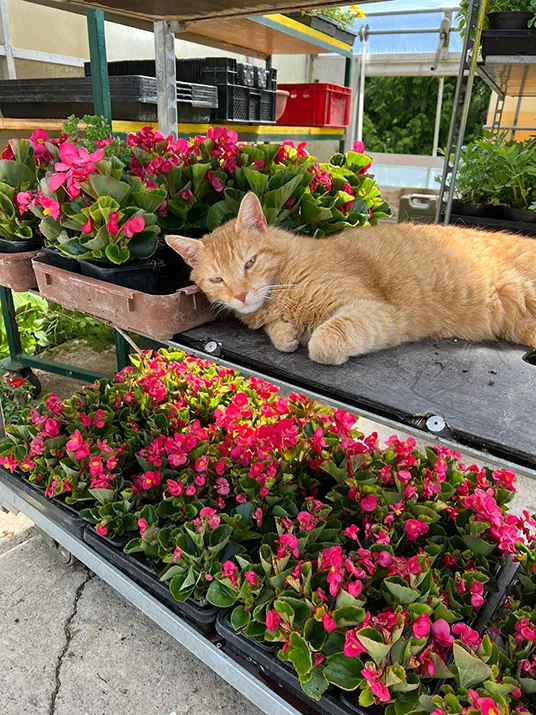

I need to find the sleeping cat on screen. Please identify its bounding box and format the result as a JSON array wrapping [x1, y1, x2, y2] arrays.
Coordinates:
[[166, 191, 536, 365]]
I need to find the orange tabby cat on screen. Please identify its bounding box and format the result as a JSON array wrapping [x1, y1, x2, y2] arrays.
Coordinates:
[[166, 192, 536, 365]]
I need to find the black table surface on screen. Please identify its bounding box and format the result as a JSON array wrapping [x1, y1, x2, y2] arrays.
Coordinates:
[[176, 321, 536, 468]]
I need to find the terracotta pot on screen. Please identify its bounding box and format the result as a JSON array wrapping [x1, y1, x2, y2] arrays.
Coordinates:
[[0, 249, 42, 291], [32, 255, 214, 341], [275, 89, 289, 121]]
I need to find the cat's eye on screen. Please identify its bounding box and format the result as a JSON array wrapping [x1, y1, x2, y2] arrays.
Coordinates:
[[245, 255, 257, 270], [210, 276, 224, 284]]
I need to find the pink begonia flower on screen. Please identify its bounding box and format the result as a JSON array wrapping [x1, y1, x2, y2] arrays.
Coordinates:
[[50, 142, 104, 197], [266, 609, 280, 632], [244, 571, 258, 586], [81, 217, 94, 235], [215, 477, 230, 495], [43, 417, 60, 437], [89, 456, 104, 477], [405, 519, 430, 541], [185, 485, 196, 496], [123, 215, 145, 238], [30, 129, 52, 162], [66, 429, 90, 459], [470, 580, 485, 609], [345, 524, 359, 541], [37, 193, 60, 221], [15, 191, 33, 215], [138, 517, 148, 535], [322, 612, 337, 632], [360, 494, 377, 512], [353, 141, 365, 153], [432, 618, 454, 648], [452, 622, 481, 650], [107, 211, 120, 235], [96, 523, 108, 537], [167, 479, 184, 497], [362, 668, 390, 702], [141, 471, 161, 490], [344, 631, 366, 657], [181, 188, 194, 201], [276, 533, 300, 559], [347, 580, 363, 598], [413, 613, 431, 639]]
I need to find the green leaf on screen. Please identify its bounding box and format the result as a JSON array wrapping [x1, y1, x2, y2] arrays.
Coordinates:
[[453, 642, 492, 689], [286, 632, 313, 677], [360, 689, 375, 708], [243, 167, 269, 198], [324, 653, 364, 691], [299, 666, 329, 701], [206, 199, 239, 231], [383, 578, 420, 604], [104, 244, 130, 264], [206, 579, 237, 608], [356, 627, 392, 666], [82, 226, 109, 250], [131, 190, 166, 213], [89, 174, 131, 203], [231, 605, 251, 631], [127, 231, 158, 259], [0, 160, 36, 187], [461, 535, 496, 556], [333, 606, 365, 628]]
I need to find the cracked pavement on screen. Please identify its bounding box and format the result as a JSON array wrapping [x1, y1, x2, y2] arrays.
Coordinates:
[[0, 514, 262, 715]]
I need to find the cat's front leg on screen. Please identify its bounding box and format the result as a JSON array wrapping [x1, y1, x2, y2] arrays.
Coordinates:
[[308, 301, 401, 365], [265, 320, 299, 353]]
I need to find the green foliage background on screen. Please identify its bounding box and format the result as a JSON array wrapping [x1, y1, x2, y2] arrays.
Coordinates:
[[362, 76, 491, 155]]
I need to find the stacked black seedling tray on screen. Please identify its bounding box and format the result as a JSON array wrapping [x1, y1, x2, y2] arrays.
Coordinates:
[[0, 77, 217, 122], [83, 57, 276, 122], [481, 30, 536, 58], [216, 609, 372, 715], [0, 467, 86, 539], [84, 526, 220, 633]]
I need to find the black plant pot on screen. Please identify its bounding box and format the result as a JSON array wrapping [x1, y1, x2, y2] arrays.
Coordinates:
[[83, 526, 220, 633], [451, 201, 506, 219], [79, 257, 166, 295], [504, 207, 536, 224], [488, 12, 535, 30], [154, 239, 191, 292], [42, 246, 82, 274], [0, 466, 86, 538], [0, 236, 42, 253]]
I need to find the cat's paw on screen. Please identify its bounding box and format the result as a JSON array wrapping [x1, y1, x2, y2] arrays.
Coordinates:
[[267, 321, 299, 353], [308, 335, 348, 365]]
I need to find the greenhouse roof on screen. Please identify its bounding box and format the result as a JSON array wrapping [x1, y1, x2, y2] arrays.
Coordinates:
[[349, 0, 463, 55]]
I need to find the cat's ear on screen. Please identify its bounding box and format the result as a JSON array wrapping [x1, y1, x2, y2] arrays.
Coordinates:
[[236, 192, 267, 234], [165, 235, 203, 266]]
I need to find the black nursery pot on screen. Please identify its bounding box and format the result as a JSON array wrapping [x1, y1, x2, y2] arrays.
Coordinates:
[[488, 12, 535, 30], [0, 236, 42, 253], [451, 201, 506, 219], [42, 246, 82, 273], [79, 257, 166, 295], [503, 207, 536, 225], [154, 239, 191, 292]]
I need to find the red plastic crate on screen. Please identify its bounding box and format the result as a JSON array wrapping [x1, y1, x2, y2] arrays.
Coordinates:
[[276, 82, 352, 127]]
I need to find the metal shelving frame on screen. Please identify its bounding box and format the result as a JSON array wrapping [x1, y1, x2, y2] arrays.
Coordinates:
[[436, 0, 536, 222]]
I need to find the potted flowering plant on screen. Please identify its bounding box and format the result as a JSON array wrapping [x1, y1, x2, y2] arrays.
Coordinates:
[[0, 372, 33, 433], [32, 144, 167, 292], [286, 6, 364, 44]]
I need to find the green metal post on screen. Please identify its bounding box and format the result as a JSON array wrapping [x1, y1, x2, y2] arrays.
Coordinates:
[[86, 9, 112, 124], [340, 56, 353, 153], [0, 286, 23, 371], [114, 330, 130, 371]]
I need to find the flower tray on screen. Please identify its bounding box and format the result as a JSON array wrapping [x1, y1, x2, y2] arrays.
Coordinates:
[[449, 213, 536, 238], [0, 466, 86, 538], [0, 248, 42, 291], [32, 254, 214, 341], [83, 526, 220, 633], [216, 609, 362, 715]]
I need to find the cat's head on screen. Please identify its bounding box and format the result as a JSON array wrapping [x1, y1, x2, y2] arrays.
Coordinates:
[[166, 192, 287, 315]]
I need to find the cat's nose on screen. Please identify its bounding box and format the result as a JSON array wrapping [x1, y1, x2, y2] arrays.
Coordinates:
[[234, 292, 247, 303]]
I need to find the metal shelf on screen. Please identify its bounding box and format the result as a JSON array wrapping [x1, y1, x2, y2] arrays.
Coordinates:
[[23, 0, 382, 25], [0, 478, 303, 715], [476, 56, 536, 98]]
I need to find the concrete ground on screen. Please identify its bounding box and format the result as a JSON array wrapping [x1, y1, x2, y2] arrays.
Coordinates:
[[1, 340, 535, 715]]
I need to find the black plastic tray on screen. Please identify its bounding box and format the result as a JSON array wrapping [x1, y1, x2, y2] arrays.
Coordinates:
[[0, 236, 42, 253], [79, 257, 166, 295], [481, 30, 536, 58], [213, 85, 276, 123], [450, 213, 536, 238], [0, 77, 217, 121], [472, 554, 519, 633], [84, 526, 220, 633], [0, 467, 86, 538], [42, 247, 82, 274], [216, 609, 358, 715]]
